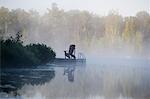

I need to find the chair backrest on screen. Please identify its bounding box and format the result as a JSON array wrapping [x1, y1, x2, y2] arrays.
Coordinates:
[[69, 44, 75, 54]]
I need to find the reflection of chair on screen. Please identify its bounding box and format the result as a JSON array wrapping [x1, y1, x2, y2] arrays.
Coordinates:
[[63, 66, 75, 82]]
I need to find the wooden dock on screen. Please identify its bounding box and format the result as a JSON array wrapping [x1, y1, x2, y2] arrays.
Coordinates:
[[50, 58, 86, 66]]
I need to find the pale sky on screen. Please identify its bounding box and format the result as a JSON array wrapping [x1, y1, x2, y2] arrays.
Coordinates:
[[0, 0, 149, 16]]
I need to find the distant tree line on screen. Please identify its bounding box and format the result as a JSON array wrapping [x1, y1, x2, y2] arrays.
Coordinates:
[[0, 4, 149, 57]]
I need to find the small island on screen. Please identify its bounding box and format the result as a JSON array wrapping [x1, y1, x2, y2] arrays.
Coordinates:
[[1, 32, 56, 68]]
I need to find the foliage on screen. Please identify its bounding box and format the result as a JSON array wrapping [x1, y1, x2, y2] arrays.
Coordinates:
[[26, 43, 56, 64], [1, 38, 56, 68], [0, 5, 149, 56]]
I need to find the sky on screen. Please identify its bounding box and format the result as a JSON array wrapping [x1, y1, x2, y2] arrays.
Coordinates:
[[0, 0, 149, 16]]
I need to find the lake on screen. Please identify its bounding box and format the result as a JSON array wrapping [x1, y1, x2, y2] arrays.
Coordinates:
[[0, 58, 150, 99]]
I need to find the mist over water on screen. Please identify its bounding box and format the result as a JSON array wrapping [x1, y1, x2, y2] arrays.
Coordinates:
[[0, 3, 150, 99], [1, 63, 150, 99]]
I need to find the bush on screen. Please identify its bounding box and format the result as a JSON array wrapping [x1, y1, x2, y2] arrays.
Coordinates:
[[26, 43, 56, 64], [1, 39, 56, 68]]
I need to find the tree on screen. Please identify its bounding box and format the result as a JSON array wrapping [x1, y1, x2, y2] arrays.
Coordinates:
[[104, 11, 123, 47], [0, 7, 10, 37], [122, 17, 137, 43]]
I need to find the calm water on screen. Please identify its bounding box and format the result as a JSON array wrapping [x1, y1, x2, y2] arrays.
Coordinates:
[[1, 59, 150, 99]]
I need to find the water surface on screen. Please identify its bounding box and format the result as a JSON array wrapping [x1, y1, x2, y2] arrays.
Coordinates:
[[1, 59, 150, 99]]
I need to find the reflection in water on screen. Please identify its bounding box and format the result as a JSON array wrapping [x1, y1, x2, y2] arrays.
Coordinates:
[[0, 62, 150, 99], [0, 69, 55, 93], [63, 65, 75, 82]]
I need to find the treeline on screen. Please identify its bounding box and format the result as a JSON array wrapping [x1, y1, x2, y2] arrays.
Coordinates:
[[1, 32, 56, 68], [0, 4, 150, 56]]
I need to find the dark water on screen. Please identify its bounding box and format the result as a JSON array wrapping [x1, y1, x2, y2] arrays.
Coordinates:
[[0, 59, 150, 99]]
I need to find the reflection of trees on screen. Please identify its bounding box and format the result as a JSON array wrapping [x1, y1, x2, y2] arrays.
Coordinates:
[[86, 65, 150, 99], [1, 69, 55, 93]]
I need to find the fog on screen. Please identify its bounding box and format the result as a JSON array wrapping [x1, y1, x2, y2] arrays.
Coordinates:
[[1, 1, 150, 99], [1, 63, 150, 99], [1, 4, 150, 59]]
